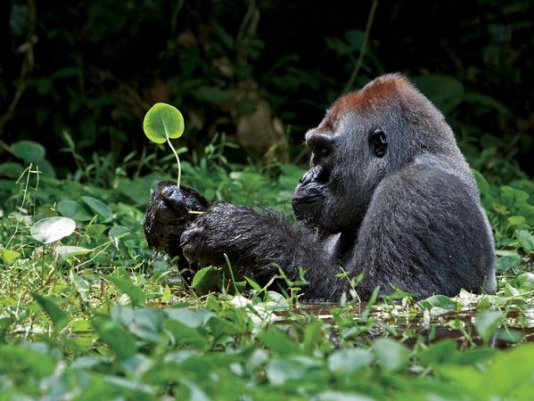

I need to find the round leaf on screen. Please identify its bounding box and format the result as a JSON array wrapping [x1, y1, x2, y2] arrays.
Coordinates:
[[143, 103, 184, 144], [11, 140, 46, 163], [30, 217, 76, 244]]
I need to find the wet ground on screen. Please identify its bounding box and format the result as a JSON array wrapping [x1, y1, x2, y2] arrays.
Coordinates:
[[287, 302, 534, 349]]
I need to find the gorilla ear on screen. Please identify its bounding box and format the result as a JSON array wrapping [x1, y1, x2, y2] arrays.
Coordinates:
[[369, 129, 387, 158]]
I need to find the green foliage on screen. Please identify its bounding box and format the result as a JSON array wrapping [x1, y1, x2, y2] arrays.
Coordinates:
[[0, 146, 533, 399], [1, 1, 531, 181]]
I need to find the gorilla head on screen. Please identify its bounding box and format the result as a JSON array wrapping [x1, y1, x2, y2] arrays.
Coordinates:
[[292, 74, 471, 235]]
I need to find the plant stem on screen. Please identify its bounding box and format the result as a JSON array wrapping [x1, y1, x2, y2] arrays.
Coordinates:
[[343, 0, 378, 94], [166, 136, 181, 188]]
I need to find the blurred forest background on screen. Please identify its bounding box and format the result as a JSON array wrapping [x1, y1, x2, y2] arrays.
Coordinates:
[[0, 0, 532, 183]]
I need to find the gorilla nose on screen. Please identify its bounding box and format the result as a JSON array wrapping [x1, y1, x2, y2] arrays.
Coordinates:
[[299, 170, 313, 185], [299, 167, 320, 186]]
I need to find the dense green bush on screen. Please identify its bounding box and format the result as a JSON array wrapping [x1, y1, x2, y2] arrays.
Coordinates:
[[1, 0, 532, 177]]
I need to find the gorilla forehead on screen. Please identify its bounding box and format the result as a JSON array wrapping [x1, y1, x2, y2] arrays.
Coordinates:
[[329, 74, 409, 123]]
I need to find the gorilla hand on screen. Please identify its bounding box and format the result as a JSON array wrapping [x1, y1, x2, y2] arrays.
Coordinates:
[[144, 181, 208, 258], [180, 203, 257, 266]]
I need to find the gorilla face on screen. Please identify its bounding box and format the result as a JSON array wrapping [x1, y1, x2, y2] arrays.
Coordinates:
[[292, 107, 390, 235]]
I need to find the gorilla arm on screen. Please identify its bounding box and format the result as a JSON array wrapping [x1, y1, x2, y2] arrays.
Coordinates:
[[180, 203, 345, 299]]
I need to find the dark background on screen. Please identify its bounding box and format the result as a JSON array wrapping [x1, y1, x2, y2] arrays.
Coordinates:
[[1, 0, 532, 180]]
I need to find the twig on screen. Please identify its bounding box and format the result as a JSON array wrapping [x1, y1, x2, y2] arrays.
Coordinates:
[[343, 0, 378, 94], [0, 0, 37, 134]]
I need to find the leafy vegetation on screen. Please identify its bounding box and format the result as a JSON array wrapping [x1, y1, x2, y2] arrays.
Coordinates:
[[0, 144, 533, 399], [1, 0, 533, 399]]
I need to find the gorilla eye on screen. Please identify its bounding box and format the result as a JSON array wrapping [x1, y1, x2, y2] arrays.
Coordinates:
[[370, 129, 387, 158]]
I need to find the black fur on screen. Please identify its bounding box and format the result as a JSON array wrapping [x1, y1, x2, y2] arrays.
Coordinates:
[[144, 74, 496, 301]]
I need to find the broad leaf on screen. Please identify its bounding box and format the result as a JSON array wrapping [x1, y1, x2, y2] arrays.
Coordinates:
[[30, 216, 76, 243], [33, 293, 69, 330], [11, 140, 45, 163], [143, 103, 184, 144]]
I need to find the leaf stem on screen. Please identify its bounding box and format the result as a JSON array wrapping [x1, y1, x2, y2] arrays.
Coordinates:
[[343, 0, 378, 93], [166, 136, 181, 188]]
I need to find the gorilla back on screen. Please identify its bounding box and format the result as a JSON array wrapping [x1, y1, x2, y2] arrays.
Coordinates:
[[145, 73, 496, 301]]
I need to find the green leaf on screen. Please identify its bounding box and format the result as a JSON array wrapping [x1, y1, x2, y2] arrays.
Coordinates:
[[92, 316, 137, 359], [259, 327, 300, 355], [58, 199, 93, 221], [0, 161, 24, 178], [266, 357, 322, 385], [80, 196, 113, 223], [165, 319, 209, 350], [475, 310, 504, 344], [1, 248, 20, 264], [327, 348, 373, 373], [11, 140, 45, 163], [191, 266, 223, 294], [302, 320, 323, 354], [472, 169, 490, 196], [412, 74, 464, 114], [495, 250, 521, 272], [33, 293, 69, 330], [30, 216, 76, 243], [317, 391, 374, 401], [143, 103, 184, 144], [419, 294, 458, 311], [106, 274, 146, 307], [111, 306, 164, 343], [419, 340, 459, 365], [0, 345, 56, 378], [515, 229, 534, 252], [507, 215, 525, 227], [55, 245, 91, 261], [108, 225, 129, 240], [372, 338, 409, 371], [516, 272, 534, 290], [164, 307, 215, 329]]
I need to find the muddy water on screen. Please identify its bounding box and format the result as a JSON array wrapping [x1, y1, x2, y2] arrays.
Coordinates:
[[286, 302, 534, 349]]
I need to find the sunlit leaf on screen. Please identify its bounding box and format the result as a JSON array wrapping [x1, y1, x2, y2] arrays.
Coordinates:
[[30, 216, 76, 243], [1, 248, 20, 264], [266, 357, 322, 385], [164, 307, 215, 329], [317, 391, 374, 401], [143, 103, 184, 144], [475, 310, 504, 344], [372, 338, 409, 371], [328, 348, 373, 373], [55, 245, 91, 261], [516, 229, 534, 252]]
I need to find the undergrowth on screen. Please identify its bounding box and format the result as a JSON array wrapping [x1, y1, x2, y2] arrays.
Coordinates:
[[0, 144, 533, 400]]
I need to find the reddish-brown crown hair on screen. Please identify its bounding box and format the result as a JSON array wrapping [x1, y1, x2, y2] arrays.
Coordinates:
[[328, 74, 411, 125]]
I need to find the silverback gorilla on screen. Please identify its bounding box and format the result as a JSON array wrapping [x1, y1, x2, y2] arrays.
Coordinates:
[[144, 74, 496, 301]]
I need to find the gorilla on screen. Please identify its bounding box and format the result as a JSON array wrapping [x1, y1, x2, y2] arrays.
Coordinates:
[[144, 74, 496, 301]]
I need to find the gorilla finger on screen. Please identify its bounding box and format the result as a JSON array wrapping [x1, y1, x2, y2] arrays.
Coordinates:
[[161, 185, 187, 211]]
